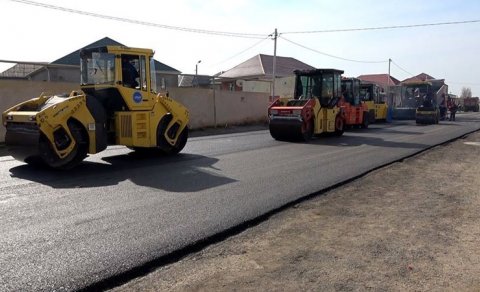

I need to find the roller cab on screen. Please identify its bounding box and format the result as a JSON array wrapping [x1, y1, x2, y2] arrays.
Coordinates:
[[340, 77, 371, 129], [360, 82, 387, 122]]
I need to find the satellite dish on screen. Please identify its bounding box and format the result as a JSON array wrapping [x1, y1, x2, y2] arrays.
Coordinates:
[[236, 79, 245, 87]]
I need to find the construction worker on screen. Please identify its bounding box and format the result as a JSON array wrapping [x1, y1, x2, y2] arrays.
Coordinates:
[[122, 57, 139, 88], [439, 93, 447, 120], [422, 91, 433, 107], [448, 98, 458, 121]]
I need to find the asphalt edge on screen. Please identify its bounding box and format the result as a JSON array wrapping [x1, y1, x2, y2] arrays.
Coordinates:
[[78, 127, 480, 292]]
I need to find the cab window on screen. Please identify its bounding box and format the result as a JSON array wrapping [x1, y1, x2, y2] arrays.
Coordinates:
[[150, 57, 158, 93], [139, 55, 147, 91], [121, 54, 140, 89]]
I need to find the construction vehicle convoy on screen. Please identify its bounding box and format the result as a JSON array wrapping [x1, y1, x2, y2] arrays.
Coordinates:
[[268, 69, 346, 141], [359, 82, 388, 122], [2, 46, 189, 169], [268, 70, 374, 142]]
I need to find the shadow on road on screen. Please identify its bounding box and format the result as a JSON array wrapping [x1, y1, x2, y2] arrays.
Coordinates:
[[9, 153, 236, 192], [310, 133, 428, 149], [363, 127, 424, 135]]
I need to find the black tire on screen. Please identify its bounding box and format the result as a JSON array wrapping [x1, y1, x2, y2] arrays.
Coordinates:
[[369, 109, 376, 123], [65, 121, 89, 167], [170, 126, 189, 154], [301, 120, 314, 142], [269, 126, 282, 141], [38, 120, 88, 169], [334, 115, 344, 136], [158, 126, 189, 155], [361, 112, 370, 129]]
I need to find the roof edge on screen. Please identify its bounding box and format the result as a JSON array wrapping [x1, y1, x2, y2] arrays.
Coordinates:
[[258, 55, 266, 76]]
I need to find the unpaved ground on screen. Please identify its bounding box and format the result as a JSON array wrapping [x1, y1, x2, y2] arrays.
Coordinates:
[[113, 132, 480, 292]]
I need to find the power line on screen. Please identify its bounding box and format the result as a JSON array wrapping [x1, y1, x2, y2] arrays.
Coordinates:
[[390, 60, 415, 78], [279, 36, 387, 64], [10, 0, 268, 39], [283, 19, 480, 34], [208, 37, 270, 68]]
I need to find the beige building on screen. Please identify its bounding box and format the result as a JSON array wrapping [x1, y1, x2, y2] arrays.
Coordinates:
[[218, 54, 315, 99]]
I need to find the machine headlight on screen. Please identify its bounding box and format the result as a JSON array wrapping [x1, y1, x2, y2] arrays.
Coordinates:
[[270, 109, 278, 115], [292, 109, 302, 116]]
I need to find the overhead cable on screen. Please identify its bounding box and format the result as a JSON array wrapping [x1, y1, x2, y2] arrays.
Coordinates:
[[10, 0, 268, 39], [209, 37, 270, 67], [390, 60, 416, 78], [283, 19, 480, 34], [280, 36, 387, 64]]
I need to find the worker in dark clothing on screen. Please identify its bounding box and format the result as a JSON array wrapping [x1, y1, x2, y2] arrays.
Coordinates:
[[439, 94, 447, 120], [122, 57, 139, 88], [448, 98, 457, 121], [422, 92, 433, 108]]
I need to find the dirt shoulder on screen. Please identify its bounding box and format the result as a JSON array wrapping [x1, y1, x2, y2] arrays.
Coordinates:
[[113, 131, 480, 291]]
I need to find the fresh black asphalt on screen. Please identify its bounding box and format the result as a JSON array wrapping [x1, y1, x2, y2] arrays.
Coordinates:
[[0, 114, 479, 291]]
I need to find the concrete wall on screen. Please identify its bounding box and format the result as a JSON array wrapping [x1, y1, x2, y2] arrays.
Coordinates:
[[0, 80, 80, 141], [221, 76, 296, 101], [168, 87, 269, 128], [0, 80, 270, 142]]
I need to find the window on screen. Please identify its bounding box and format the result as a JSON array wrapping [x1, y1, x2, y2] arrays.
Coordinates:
[[80, 51, 115, 85], [140, 55, 147, 91], [150, 57, 157, 93], [121, 54, 140, 89], [334, 74, 341, 97], [321, 74, 334, 99]]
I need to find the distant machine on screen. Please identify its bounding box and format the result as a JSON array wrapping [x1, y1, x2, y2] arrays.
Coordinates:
[[359, 82, 388, 122]]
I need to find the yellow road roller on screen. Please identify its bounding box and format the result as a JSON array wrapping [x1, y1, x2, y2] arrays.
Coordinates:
[[268, 69, 345, 141], [2, 46, 189, 169]]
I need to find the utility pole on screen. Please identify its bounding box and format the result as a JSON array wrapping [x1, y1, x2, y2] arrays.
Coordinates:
[[387, 58, 391, 104], [385, 58, 392, 122], [272, 28, 278, 101]]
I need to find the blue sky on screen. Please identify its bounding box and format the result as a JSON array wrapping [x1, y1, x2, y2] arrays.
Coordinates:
[[1, 0, 479, 95]]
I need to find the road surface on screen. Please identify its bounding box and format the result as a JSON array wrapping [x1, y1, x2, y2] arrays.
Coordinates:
[[0, 113, 479, 291]]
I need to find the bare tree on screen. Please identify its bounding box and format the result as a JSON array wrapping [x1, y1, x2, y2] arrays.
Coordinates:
[[461, 87, 472, 98]]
